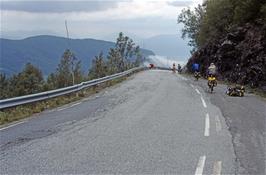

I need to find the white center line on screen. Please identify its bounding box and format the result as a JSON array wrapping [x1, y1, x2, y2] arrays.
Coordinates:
[[204, 113, 210, 137], [195, 155, 206, 175], [213, 161, 222, 175], [190, 84, 195, 88], [200, 96, 207, 108], [195, 88, 201, 95], [0, 121, 25, 131], [215, 115, 222, 132]]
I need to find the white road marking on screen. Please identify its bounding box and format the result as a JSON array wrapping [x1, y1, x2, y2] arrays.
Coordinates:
[[213, 161, 222, 175], [190, 84, 195, 88], [46, 109, 56, 113], [200, 96, 207, 108], [195, 155, 206, 175], [0, 121, 25, 131], [215, 115, 222, 132], [70, 102, 81, 107], [204, 113, 210, 137], [58, 102, 82, 111], [57, 107, 69, 111], [195, 88, 201, 95], [180, 76, 188, 81]]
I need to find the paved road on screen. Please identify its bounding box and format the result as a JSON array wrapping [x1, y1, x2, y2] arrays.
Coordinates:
[[185, 75, 266, 175], [0, 70, 261, 174]]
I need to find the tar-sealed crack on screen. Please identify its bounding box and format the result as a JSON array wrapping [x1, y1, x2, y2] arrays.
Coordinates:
[[0, 129, 56, 151], [208, 94, 248, 174], [224, 116, 247, 175], [187, 78, 246, 174]]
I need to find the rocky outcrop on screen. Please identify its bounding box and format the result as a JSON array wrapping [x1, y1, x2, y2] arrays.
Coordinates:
[[187, 23, 266, 89]]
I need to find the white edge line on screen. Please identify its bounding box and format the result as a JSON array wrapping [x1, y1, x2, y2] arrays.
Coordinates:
[[190, 84, 195, 88], [46, 109, 56, 113], [195, 155, 206, 175], [204, 113, 210, 137], [200, 96, 207, 108], [58, 102, 82, 111], [70, 102, 81, 107], [0, 121, 25, 131], [57, 107, 69, 111], [213, 161, 222, 175]]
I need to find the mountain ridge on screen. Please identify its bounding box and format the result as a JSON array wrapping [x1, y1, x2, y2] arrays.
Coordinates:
[[0, 35, 154, 77]]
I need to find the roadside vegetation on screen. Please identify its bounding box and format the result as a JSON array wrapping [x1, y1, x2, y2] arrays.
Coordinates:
[[178, 0, 266, 90], [0, 33, 144, 125]]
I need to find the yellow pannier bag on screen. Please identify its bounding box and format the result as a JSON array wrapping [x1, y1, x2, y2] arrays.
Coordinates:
[[208, 76, 216, 81]]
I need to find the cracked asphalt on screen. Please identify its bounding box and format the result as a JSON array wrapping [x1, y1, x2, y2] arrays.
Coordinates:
[[0, 70, 264, 174], [184, 73, 266, 175]]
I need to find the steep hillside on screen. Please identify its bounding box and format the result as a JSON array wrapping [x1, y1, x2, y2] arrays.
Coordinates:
[[0, 35, 154, 76], [187, 23, 266, 88], [179, 0, 266, 89]]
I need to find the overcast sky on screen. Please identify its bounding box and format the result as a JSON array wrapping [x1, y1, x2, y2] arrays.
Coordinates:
[[0, 0, 202, 41]]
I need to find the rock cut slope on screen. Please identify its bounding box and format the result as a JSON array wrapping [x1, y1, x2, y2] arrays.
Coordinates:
[[187, 23, 266, 89]]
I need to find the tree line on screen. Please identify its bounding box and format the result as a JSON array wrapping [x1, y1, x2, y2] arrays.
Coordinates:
[[0, 32, 143, 99], [178, 0, 266, 52]]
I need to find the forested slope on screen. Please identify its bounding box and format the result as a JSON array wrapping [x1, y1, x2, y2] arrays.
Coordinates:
[[179, 0, 266, 88], [0, 35, 154, 77]]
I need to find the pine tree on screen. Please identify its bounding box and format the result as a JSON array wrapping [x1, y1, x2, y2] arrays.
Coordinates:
[[0, 73, 9, 99], [45, 73, 57, 90], [114, 32, 141, 71], [88, 52, 107, 79], [7, 63, 44, 97], [107, 48, 122, 74], [134, 46, 143, 67], [55, 49, 82, 88]]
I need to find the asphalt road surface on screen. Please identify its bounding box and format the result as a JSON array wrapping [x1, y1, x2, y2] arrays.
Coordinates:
[[0, 70, 265, 174], [185, 74, 266, 175]]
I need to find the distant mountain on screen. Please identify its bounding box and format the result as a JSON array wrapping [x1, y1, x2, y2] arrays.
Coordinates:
[[0, 35, 154, 77], [143, 34, 192, 60]]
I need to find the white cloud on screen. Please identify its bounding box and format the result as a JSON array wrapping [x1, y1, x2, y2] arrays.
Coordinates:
[[1, 1, 187, 21], [145, 55, 185, 67], [1, 1, 119, 13], [1, 0, 203, 39]]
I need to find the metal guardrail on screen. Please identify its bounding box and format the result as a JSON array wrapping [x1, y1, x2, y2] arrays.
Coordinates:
[[0, 67, 144, 110], [155, 67, 172, 71]]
